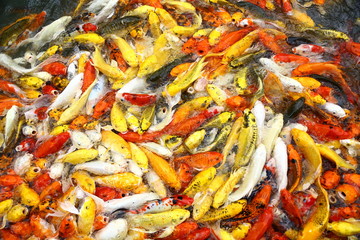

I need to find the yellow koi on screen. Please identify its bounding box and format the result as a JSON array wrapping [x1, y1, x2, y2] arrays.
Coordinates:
[[16, 183, 40, 207], [73, 33, 105, 45], [111, 103, 128, 132], [78, 197, 96, 235], [94, 172, 142, 190], [101, 130, 131, 158], [291, 128, 322, 191], [199, 199, 247, 222], [183, 167, 216, 197], [59, 149, 98, 164], [71, 171, 96, 194]]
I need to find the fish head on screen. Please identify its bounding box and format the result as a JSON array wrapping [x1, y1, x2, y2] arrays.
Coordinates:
[[172, 195, 194, 207]]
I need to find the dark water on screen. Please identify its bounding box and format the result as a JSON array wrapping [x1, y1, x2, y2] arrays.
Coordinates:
[[0, 0, 77, 28], [1, 0, 359, 39]]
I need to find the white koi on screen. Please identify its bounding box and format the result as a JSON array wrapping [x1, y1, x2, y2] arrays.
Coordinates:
[[228, 144, 267, 202], [19, 16, 72, 50], [146, 170, 167, 198], [262, 113, 284, 159], [14, 153, 33, 176], [319, 102, 346, 118], [251, 100, 265, 145], [91, 0, 118, 23], [340, 139, 360, 157], [140, 142, 173, 158], [271, 138, 288, 205], [86, 75, 108, 115], [95, 218, 128, 240], [74, 160, 126, 175], [71, 131, 93, 149], [149, 92, 181, 132], [102, 193, 159, 213], [48, 73, 83, 110], [4, 105, 19, 148], [49, 162, 64, 179]]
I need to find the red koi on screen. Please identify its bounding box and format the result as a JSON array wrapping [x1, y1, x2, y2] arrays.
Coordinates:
[[162, 222, 198, 240], [82, 23, 97, 32], [177, 162, 195, 191], [244, 207, 274, 240], [42, 62, 67, 76], [95, 186, 118, 201], [32, 173, 52, 194], [182, 37, 211, 56], [300, 120, 354, 141], [42, 85, 58, 96], [343, 173, 360, 188], [39, 181, 62, 200], [121, 93, 157, 107], [82, 60, 96, 92], [92, 91, 116, 119], [320, 170, 340, 189], [16, 137, 36, 152], [273, 53, 309, 64], [345, 41, 360, 56], [183, 227, 211, 240], [130, 0, 163, 8], [93, 215, 109, 231], [30, 215, 56, 239], [281, 0, 293, 13], [292, 192, 316, 213], [330, 205, 360, 222], [33, 132, 71, 158], [35, 106, 48, 120]]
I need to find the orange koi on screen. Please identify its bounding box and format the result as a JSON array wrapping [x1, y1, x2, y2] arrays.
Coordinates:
[[106, 39, 128, 72], [82, 60, 96, 92], [280, 189, 303, 226], [287, 144, 302, 193], [320, 170, 340, 190], [10, 221, 32, 239], [93, 215, 109, 231], [0, 79, 26, 98], [343, 173, 360, 188], [30, 215, 56, 239], [0, 175, 23, 187], [59, 215, 78, 238], [292, 62, 359, 104], [39, 181, 62, 200], [213, 28, 256, 53], [173, 152, 223, 170], [0, 229, 19, 240]]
